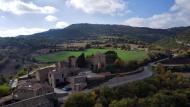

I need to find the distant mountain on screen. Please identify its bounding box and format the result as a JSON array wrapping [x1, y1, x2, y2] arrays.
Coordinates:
[[1, 23, 190, 50], [30, 23, 190, 43]]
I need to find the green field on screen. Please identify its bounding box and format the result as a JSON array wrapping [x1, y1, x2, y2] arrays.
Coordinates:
[[35, 48, 148, 63]]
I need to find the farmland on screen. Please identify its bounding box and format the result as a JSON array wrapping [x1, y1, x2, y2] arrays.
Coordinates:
[[35, 48, 148, 63]]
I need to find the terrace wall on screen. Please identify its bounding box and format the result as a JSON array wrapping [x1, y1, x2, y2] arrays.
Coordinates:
[[4, 93, 57, 107]]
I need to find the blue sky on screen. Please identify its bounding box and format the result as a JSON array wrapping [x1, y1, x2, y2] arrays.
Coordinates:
[[0, 0, 190, 37]]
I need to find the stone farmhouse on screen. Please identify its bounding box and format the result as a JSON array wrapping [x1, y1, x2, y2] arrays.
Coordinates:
[[36, 52, 107, 91], [2, 53, 107, 106], [87, 53, 106, 72], [68, 75, 87, 92]]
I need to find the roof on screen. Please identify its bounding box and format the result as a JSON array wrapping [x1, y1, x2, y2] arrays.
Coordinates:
[[17, 80, 52, 91]]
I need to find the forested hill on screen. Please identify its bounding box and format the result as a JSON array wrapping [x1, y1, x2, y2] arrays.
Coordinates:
[[0, 23, 190, 50], [155, 27, 190, 49], [30, 24, 190, 43], [176, 29, 190, 44]]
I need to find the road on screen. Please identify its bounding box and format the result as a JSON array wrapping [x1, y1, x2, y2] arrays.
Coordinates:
[[103, 66, 152, 88], [86, 58, 169, 90]]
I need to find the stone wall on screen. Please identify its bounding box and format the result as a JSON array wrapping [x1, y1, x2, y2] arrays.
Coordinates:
[[36, 67, 55, 82], [4, 93, 57, 107]]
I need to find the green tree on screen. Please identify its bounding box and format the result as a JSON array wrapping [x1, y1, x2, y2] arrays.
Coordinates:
[[76, 53, 86, 68], [109, 98, 138, 107], [0, 84, 10, 97], [85, 44, 91, 49], [0, 75, 6, 84], [114, 58, 125, 68], [98, 87, 114, 107], [105, 51, 118, 65], [65, 93, 95, 107]]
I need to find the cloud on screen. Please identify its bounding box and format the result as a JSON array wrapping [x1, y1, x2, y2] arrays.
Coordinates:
[[171, 0, 190, 12], [0, 15, 5, 19], [124, 0, 190, 28], [56, 21, 69, 28], [0, 27, 47, 37], [65, 0, 127, 15], [45, 15, 58, 22], [0, 0, 57, 15]]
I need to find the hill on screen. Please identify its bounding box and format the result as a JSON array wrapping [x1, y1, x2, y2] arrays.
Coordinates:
[[176, 29, 190, 44], [155, 27, 190, 49], [31, 23, 188, 43], [0, 23, 190, 51]]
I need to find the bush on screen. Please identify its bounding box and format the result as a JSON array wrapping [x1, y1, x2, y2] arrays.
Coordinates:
[[65, 93, 95, 107], [16, 68, 27, 77], [0, 84, 10, 97]]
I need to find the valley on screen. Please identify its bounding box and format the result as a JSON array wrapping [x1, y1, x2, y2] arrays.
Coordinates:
[[0, 24, 189, 107]]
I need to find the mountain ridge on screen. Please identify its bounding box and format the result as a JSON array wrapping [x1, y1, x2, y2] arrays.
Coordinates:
[[26, 23, 190, 43], [0, 23, 190, 50]]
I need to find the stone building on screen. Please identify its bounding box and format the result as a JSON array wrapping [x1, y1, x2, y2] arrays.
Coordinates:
[[36, 67, 55, 82], [48, 69, 66, 88], [88, 53, 106, 71], [13, 80, 53, 100], [69, 75, 87, 92], [48, 59, 80, 88]]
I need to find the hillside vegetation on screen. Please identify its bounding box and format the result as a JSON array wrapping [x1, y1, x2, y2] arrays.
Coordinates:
[[0, 24, 190, 51], [155, 28, 190, 49]]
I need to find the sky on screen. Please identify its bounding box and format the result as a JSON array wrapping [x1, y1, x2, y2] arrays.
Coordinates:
[[0, 0, 190, 37]]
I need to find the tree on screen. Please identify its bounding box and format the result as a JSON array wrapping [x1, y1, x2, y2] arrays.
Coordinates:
[[125, 44, 131, 51], [109, 99, 138, 107], [98, 87, 114, 107], [114, 58, 125, 68], [0, 84, 10, 97], [126, 60, 138, 70], [121, 45, 126, 50], [105, 51, 118, 65], [94, 103, 103, 107], [85, 44, 91, 49], [68, 56, 76, 68], [76, 53, 86, 68], [64, 93, 95, 107], [0, 75, 6, 84]]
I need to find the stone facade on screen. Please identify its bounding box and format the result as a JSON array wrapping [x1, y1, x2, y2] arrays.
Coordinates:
[[68, 56, 77, 68], [36, 67, 55, 82], [88, 53, 106, 71], [69, 75, 87, 92], [48, 69, 66, 88], [48, 59, 80, 88]]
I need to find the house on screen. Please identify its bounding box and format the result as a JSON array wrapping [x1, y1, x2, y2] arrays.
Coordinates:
[[56, 57, 77, 71], [48, 60, 81, 88], [69, 75, 87, 92], [48, 69, 65, 88], [13, 80, 53, 100], [88, 53, 106, 71], [35, 67, 55, 82]]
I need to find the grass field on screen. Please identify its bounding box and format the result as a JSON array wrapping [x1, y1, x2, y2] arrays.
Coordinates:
[[35, 48, 148, 63]]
